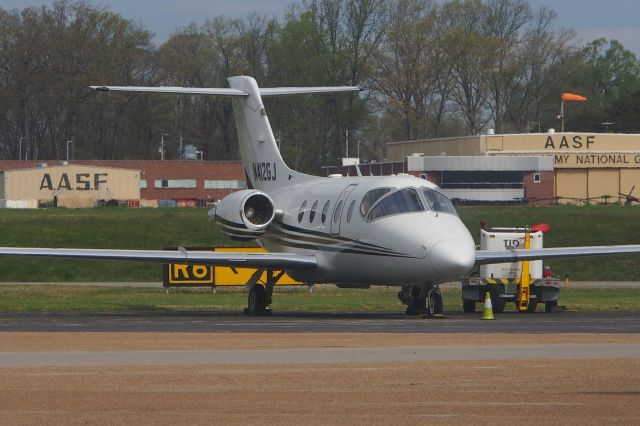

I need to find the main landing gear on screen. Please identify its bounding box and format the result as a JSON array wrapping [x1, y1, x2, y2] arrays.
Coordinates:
[[398, 284, 443, 317], [244, 269, 285, 315]]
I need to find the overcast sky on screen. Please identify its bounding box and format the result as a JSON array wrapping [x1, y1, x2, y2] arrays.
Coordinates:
[[3, 0, 640, 55]]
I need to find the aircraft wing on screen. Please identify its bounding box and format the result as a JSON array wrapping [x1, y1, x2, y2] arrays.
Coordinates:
[[0, 247, 317, 270], [475, 245, 640, 265]]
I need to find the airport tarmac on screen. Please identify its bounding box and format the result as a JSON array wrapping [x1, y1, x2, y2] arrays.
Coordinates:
[[1, 280, 638, 288], [0, 330, 639, 424], [1, 310, 640, 333], [1, 311, 640, 424]]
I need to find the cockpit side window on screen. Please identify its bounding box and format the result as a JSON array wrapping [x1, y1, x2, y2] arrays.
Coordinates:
[[422, 188, 457, 215], [367, 188, 423, 220], [360, 187, 392, 217]]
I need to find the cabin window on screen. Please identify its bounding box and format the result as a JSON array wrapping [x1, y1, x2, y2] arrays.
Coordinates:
[[422, 188, 457, 215], [333, 200, 344, 223], [346, 200, 356, 223], [321, 201, 330, 223], [298, 200, 307, 223], [360, 187, 392, 217], [309, 200, 318, 223], [367, 188, 423, 220]]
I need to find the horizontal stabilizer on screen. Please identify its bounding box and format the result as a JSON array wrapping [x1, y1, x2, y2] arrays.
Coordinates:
[[476, 245, 640, 265], [90, 85, 361, 97], [90, 86, 248, 97], [0, 247, 318, 270], [259, 86, 361, 96]]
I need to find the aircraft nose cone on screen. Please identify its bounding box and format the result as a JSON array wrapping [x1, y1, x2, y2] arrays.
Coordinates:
[[429, 240, 475, 277]]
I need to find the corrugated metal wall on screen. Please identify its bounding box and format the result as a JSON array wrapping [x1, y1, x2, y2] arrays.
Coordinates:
[[4, 165, 140, 202], [408, 155, 554, 172]]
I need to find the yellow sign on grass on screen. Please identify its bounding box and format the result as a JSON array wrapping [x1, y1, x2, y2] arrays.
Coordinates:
[[163, 247, 302, 287]]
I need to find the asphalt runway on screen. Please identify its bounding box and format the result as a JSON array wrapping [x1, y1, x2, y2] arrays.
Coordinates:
[[1, 310, 640, 333], [2, 310, 639, 423]]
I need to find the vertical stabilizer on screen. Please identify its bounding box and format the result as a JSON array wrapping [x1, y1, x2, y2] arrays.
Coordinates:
[[90, 76, 360, 193], [228, 76, 311, 192]]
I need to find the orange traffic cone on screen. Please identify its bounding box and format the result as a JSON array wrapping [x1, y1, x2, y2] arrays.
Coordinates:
[[482, 292, 494, 320]]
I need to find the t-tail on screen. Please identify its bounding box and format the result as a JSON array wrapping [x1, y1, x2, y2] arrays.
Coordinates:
[[91, 76, 361, 193]]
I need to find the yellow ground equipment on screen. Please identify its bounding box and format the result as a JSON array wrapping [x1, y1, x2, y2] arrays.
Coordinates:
[[516, 230, 532, 312], [462, 224, 561, 313]]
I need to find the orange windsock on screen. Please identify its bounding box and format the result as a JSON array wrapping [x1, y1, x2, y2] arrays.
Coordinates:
[[561, 92, 587, 102]]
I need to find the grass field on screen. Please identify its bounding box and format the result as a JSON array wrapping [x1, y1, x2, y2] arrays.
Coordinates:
[[0, 205, 639, 281], [1, 285, 639, 313]]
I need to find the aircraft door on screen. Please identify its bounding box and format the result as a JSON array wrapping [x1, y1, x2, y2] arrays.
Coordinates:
[[330, 184, 357, 235]]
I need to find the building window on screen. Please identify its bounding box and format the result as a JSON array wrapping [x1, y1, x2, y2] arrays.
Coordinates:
[[204, 180, 246, 189], [154, 179, 197, 189], [140, 179, 147, 189], [441, 171, 524, 189], [533, 173, 541, 183]]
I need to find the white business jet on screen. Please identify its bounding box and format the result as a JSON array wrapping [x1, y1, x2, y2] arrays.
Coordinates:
[[2, 75, 640, 315]]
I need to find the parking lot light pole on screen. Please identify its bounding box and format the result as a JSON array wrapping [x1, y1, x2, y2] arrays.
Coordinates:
[[66, 140, 72, 161]]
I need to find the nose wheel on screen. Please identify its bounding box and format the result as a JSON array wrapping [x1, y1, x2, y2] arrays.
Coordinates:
[[427, 286, 443, 317]]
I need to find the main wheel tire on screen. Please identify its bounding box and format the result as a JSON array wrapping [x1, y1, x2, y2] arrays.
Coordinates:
[[492, 297, 506, 313], [463, 300, 476, 313], [248, 285, 267, 314], [406, 286, 426, 315], [489, 291, 506, 313]]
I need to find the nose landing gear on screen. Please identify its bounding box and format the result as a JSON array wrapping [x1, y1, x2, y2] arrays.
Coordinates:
[[398, 284, 443, 317]]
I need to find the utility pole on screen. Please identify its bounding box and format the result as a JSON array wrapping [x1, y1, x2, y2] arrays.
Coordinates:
[[66, 140, 73, 161], [345, 129, 349, 157], [160, 133, 168, 161]]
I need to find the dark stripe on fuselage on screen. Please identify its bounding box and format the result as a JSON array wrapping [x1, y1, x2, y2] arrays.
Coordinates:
[[262, 234, 417, 258], [216, 216, 248, 230], [219, 223, 263, 237], [275, 222, 393, 251], [270, 223, 404, 256], [263, 224, 418, 259]]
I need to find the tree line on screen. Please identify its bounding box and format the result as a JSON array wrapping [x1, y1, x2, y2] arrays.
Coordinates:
[[1, 0, 639, 173]]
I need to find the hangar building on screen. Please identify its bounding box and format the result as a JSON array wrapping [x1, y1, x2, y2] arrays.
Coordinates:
[[0, 163, 139, 208], [0, 160, 244, 208], [386, 132, 640, 204], [323, 156, 554, 205]]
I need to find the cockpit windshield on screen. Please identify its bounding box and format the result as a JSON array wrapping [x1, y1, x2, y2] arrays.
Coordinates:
[[360, 187, 392, 217], [422, 188, 457, 215], [367, 188, 423, 220]]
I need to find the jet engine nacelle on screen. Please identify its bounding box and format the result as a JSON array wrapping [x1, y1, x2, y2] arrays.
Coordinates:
[[209, 189, 275, 241]]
